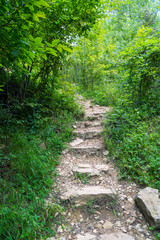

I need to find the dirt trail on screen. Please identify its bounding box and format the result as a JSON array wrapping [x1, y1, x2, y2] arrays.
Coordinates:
[[51, 98, 155, 240]]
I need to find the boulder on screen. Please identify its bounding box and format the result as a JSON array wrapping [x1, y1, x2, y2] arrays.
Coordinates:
[[135, 187, 160, 228]]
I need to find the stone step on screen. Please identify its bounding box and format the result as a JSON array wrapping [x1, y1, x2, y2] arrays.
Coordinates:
[[76, 233, 96, 240], [85, 107, 109, 113], [69, 138, 105, 155], [75, 120, 102, 128], [72, 163, 109, 176], [73, 126, 103, 139], [100, 232, 135, 240], [60, 186, 116, 206], [76, 232, 135, 240]]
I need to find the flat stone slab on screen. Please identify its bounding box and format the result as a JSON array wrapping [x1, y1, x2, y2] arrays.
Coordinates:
[[70, 138, 105, 154], [84, 121, 102, 127], [95, 164, 109, 173], [72, 164, 100, 177], [60, 186, 116, 206], [77, 233, 97, 240], [85, 106, 110, 119], [135, 187, 160, 228], [76, 121, 102, 128], [70, 138, 84, 147], [100, 232, 135, 240], [74, 126, 103, 139], [72, 164, 109, 176]]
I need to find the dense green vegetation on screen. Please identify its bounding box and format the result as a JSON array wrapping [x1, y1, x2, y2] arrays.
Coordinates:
[[0, 80, 84, 239], [1, 0, 160, 239], [0, 0, 103, 239], [64, 0, 160, 193]]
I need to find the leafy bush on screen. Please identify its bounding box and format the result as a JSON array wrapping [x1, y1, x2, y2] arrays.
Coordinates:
[[0, 80, 82, 239], [104, 105, 160, 190], [80, 81, 121, 106]]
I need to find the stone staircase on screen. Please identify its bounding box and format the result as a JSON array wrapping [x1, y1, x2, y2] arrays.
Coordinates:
[[51, 98, 155, 240]]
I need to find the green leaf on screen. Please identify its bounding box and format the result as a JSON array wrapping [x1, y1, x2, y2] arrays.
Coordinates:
[[33, 14, 40, 22], [51, 39, 60, 46], [57, 45, 63, 53], [36, 12, 46, 18], [33, 0, 49, 8], [34, 37, 43, 44], [46, 48, 57, 56], [59, 44, 72, 53], [42, 54, 47, 60], [33, 12, 46, 21]]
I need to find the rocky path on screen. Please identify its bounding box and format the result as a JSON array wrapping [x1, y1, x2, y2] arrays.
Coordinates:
[[51, 98, 156, 240]]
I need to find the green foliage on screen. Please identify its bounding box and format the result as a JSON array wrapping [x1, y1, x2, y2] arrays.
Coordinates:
[[0, 109, 77, 239], [80, 81, 121, 106], [0, 78, 83, 239], [74, 172, 90, 184], [85, 200, 97, 214], [0, 0, 104, 103], [121, 26, 160, 104], [104, 106, 160, 190], [106, 194, 119, 216]]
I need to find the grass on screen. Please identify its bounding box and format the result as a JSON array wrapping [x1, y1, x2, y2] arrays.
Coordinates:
[[79, 80, 160, 192], [74, 172, 91, 184], [85, 200, 97, 214], [0, 96, 83, 240], [104, 106, 160, 191]]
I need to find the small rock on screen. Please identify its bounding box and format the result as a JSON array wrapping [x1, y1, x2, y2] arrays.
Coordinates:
[[115, 221, 121, 226], [97, 223, 102, 229], [135, 224, 143, 233], [57, 226, 63, 233], [103, 150, 109, 156], [128, 197, 134, 203], [62, 149, 68, 155], [126, 218, 135, 225], [103, 220, 113, 229], [121, 227, 127, 233]]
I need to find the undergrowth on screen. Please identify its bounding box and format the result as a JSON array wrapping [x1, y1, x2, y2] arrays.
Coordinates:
[[0, 82, 83, 239], [79, 81, 160, 192], [78, 82, 121, 107], [104, 104, 160, 190]]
